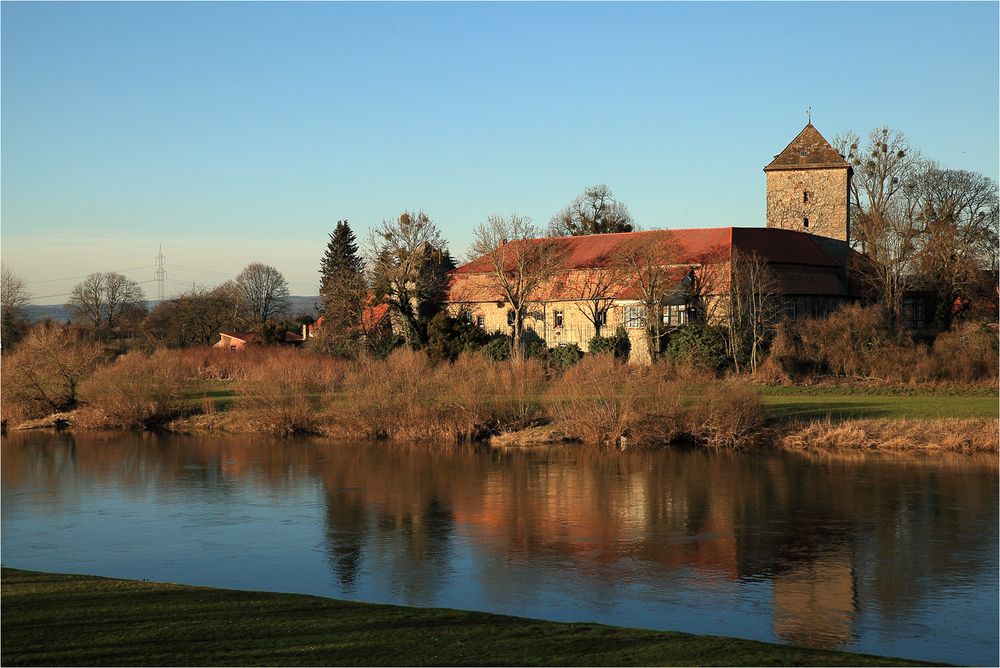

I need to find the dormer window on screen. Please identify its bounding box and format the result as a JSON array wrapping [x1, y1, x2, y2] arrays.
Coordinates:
[[803, 217, 810, 228], [803, 191, 809, 203]]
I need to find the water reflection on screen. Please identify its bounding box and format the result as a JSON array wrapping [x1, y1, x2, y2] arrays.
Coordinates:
[[2, 431, 997, 665]]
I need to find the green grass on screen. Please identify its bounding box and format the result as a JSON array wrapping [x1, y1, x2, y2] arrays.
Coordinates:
[[0, 568, 926, 667], [762, 392, 999, 421]]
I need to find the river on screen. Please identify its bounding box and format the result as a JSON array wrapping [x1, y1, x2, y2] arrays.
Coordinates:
[[1, 431, 997, 665]]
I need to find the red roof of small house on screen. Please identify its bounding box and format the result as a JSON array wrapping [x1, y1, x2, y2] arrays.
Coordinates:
[[448, 227, 845, 303]]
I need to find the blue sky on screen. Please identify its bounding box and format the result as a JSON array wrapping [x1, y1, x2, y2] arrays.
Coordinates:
[[3, 1, 997, 303]]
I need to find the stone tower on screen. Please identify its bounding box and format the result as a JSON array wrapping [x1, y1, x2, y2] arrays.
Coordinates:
[[764, 123, 851, 246]]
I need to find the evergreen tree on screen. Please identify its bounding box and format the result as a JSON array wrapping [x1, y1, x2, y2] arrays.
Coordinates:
[[319, 220, 364, 299], [317, 220, 367, 357]]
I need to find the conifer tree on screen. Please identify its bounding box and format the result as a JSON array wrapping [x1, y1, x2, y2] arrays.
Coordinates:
[[319, 220, 364, 298], [317, 220, 367, 357]]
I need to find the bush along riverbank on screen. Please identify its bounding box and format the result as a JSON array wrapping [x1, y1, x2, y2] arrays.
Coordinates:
[[3, 344, 997, 453], [0, 568, 928, 667]]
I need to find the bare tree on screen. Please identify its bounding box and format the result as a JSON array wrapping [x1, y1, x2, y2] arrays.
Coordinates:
[[143, 284, 244, 347], [471, 214, 567, 359], [910, 164, 999, 327], [2, 264, 30, 349], [369, 211, 452, 347], [574, 262, 630, 339], [1, 324, 105, 414], [724, 249, 780, 374], [235, 263, 291, 328], [66, 272, 147, 332], [835, 127, 921, 325], [615, 233, 683, 361], [549, 184, 635, 236]]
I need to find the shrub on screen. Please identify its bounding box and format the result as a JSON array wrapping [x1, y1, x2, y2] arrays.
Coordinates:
[[663, 324, 729, 372], [927, 323, 999, 384], [235, 350, 346, 435], [425, 312, 490, 363], [546, 355, 643, 447], [796, 304, 890, 377], [548, 344, 583, 372], [681, 379, 764, 448], [481, 335, 512, 362], [1, 325, 105, 423], [80, 351, 186, 428], [588, 326, 631, 361]]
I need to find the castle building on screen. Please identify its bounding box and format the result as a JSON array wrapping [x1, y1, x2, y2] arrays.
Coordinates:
[[446, 123, 859, 363]]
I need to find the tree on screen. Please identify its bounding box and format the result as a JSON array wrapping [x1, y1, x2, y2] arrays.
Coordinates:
[[471, 214, 567, 359], [615, 233, 683, 362], [2, 264, 30, 350], [1, 324, 105, 416], [835, 127, 921, 326], [318, 220, 368, 357], [66, 272, 147, 333], [549, 184, 635, 236], [369, 211, 452, 347], [910, 164, 999, 328], [320, 220, 365, 300], [723, 249, 780, 374], [143, 284, 243, 347], [235, 263, 291, 327], [575, 262, 630, 339]]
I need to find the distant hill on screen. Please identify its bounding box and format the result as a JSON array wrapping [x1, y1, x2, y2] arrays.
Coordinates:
[[24, 296, 322, 323]]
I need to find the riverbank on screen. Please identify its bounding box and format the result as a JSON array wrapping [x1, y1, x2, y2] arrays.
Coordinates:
[[1, 568, 926, 667]]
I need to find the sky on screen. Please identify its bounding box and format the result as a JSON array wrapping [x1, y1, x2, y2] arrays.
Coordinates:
[[2, 1, 998, 304]]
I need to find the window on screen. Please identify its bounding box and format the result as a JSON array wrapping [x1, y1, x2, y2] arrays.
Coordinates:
[[554, 309, 564, 328], [803, 217, 809, 228], [475, 314, 485, 329], [459, 309, 472, 324], [596, 311, 607, 326], [662, 304, 689, 327], [902, 297, 925, 329], [507, 309, 516, 326], [623, 305, 647, 329], [803, 191, 809, 203]]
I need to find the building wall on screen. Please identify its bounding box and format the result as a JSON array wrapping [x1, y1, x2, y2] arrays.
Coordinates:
[[448, 299, 653, 362], [766, 168, 850, 244]]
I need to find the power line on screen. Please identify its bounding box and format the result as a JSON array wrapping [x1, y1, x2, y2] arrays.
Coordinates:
[[25, 264, 156, 286]]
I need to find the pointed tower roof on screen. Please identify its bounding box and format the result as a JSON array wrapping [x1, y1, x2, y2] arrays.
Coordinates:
[[763, 123, 849, 172]]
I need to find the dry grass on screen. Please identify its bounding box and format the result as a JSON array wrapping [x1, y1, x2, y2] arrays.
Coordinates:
[[545, 357, 764, 448], [325, 350, 545, 441], [780, 417, 999, 453], [232, 351, 347, 436]]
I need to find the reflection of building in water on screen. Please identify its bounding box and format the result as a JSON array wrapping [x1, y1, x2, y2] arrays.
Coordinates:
[[772, 547, 856, 648]]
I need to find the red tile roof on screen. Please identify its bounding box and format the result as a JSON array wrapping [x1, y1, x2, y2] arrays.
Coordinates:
[[449, 227, 846, 302], [763, 123, 849, 172]]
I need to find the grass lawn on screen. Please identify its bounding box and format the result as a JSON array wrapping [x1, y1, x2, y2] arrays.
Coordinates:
[[761, 390, 999, 421], [0, 568, 925, 667]]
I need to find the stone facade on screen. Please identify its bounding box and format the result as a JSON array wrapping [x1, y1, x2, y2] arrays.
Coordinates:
[[765, 167, 850, 243]]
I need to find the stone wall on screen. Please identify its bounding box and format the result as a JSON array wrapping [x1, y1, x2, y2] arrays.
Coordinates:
[[765, 167, 850, 244]]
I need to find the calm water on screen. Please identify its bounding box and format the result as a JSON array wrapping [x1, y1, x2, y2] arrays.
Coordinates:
[[2, 431, 997, 665]]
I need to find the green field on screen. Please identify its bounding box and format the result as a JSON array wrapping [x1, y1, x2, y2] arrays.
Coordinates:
[[1, 568, 924, 667], [761, 389, 998, 421]]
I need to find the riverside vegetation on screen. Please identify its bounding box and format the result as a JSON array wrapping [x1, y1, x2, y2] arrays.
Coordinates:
[[2, 313, 997, 452]]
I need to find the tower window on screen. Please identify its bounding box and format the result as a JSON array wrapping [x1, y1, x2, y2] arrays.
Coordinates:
[[803, 217, 809, 228], [803, 191, 809, 203]]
